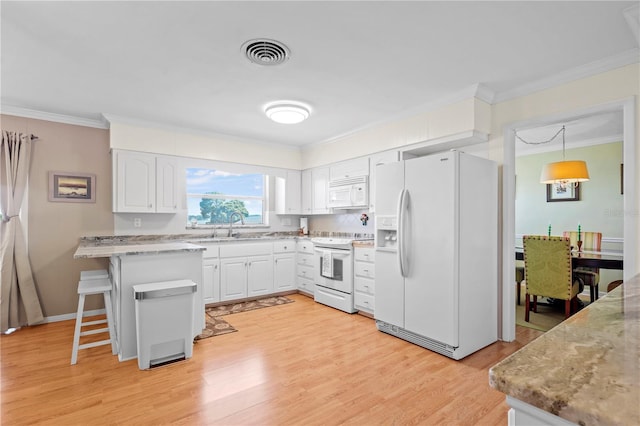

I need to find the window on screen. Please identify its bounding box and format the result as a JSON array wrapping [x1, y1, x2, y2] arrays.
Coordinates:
[[186, 167, 267, 226]]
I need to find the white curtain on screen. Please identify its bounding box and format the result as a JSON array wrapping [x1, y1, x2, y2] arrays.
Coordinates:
[[1, 131, 44, 332]]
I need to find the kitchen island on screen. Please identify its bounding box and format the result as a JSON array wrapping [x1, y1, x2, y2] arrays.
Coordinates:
[[74, 238, 206, 362], [489, 274, 640, 425]]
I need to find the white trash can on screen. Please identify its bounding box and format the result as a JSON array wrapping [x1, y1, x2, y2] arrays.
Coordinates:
[[133, 280, 196, 370]]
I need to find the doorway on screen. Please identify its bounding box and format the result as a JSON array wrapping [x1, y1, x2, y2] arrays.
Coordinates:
[[501, 98, 637, 341]]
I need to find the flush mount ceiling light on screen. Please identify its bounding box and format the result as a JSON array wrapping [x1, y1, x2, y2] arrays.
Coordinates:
[[265, 102, 311, 124], [516, 125, 590, 187]]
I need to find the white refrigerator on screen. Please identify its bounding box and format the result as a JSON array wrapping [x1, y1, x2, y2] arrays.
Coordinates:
[[374, 150, 498, 360]]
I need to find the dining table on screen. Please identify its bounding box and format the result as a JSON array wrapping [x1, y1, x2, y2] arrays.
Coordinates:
[[515, 247, 624, 270]]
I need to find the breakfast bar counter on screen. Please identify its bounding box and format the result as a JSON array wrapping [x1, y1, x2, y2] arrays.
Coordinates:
[[489, 274, 640, 425]]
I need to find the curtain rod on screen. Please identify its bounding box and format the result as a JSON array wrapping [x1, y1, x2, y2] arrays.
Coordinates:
[[30, 134, 39, 140]]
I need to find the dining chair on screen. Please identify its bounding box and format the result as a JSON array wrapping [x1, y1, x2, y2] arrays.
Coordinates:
[[522, 235, 581, 321], [563, 231, 602, 303]]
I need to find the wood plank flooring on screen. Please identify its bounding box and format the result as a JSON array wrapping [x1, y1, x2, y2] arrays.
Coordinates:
[[1, 293, 541, 425]]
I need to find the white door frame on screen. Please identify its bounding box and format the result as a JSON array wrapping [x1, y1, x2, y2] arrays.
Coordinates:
[[501, 97, 637, 341]]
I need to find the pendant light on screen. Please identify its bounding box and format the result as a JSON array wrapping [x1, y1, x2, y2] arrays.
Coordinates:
[[516, 125, 590, 187], [539, 126, 589, 186]]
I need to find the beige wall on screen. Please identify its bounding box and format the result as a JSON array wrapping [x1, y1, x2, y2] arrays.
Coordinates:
[[1, 114, 113, 317]]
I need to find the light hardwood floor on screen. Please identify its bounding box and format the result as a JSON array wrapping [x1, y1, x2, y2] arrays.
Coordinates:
[[1, 293, 541, 425]]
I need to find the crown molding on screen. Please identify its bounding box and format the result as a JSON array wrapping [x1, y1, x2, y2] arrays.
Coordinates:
[[0, 105, 110, 129], [494, 48, 640, 104]]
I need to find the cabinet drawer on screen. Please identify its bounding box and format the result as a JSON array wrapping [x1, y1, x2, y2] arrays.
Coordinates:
[[298, 276, 314, 294], [297, 240, 314, 254], [354, 291, 375, 313], [297, 252, 315, 268], [273, 240, 296, 254], [354, 261, 375, 279], [200, 244, 219, 259], [354, 247, 375, 262], [220, 242, 272, 258], [354, 276, 375, 295], [297, 264, 314, 281]]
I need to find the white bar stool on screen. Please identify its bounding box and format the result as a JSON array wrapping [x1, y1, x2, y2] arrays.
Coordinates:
[[71, 277, 117, 365], [80, 269, 108, 280]]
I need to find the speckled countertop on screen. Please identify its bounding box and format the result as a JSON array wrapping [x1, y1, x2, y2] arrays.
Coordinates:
[[73, 232, 374, 259], [489, 274, 640, 425]]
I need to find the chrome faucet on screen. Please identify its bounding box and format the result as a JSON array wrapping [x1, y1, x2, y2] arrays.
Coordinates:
[[228, 211, 245, 237]]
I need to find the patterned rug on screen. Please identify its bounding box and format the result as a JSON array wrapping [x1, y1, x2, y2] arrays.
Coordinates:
[[196, 296, 294, 340]]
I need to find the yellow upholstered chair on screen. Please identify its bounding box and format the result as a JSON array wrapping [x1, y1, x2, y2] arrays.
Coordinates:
[[523, 235, 581, 321], [563, 231, 602, 303]]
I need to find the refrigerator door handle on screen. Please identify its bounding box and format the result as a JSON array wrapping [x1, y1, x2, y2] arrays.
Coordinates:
[[397, 189, 408, 277]]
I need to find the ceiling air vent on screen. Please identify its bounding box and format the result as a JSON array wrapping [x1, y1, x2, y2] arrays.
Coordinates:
[[242, 39, 290, 66]]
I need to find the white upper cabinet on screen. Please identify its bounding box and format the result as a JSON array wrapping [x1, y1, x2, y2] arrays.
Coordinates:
[[368, 150, 400, 213], [311, 167, 330, 214], [329, 157, 369, 181], [156, 155, 179, 213], [275, 170, 302, 215], [301, 169, 313, 215], [113, 150, 179, 213]]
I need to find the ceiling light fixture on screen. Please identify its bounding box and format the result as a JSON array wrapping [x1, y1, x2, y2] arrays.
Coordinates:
[[516, 125, 590, 188], [265, 102, 310, 124]]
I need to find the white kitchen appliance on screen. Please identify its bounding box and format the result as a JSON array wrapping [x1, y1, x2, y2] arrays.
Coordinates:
[[328, 176, 368, 209], [374, 150, 498, 360], [312, 237, 357, 313]]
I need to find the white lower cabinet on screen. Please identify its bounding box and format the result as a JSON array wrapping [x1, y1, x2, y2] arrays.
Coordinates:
[[202, 244, 220, 304], [273, 240, 296, 292], [219, 242, 274, 302], [296, 240, 315, 296], [354, 246, 375, 314]]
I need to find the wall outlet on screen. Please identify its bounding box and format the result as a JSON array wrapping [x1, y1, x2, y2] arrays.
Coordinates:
[[133, 218, 142, 228]]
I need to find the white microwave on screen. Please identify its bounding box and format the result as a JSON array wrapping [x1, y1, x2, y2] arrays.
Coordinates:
[[328, 176, 368, 209]]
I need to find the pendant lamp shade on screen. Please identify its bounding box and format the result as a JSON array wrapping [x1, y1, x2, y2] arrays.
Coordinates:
[[540, 160, 590, 184]]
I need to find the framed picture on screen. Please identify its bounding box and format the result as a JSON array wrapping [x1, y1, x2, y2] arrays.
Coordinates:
[[48, 171, 96, 203], [546, 182, 580, 202]]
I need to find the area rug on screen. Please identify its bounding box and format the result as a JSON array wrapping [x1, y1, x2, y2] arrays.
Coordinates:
[[196, 296, 294, 340], [515, 285, 589, 332]]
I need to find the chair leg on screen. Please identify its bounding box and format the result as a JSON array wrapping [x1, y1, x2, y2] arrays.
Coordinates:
[[516, 281, 521, 305], [564, 299, 571, 319], [589, 285, 595, 304], [594, 284, 599, 301], [102, 291, 117, 355], [524, 294, 530, 322], [533, 295, 538, 313]]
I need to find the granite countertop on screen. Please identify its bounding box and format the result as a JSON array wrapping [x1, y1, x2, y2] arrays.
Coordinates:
[[489, 274, 640, 425]]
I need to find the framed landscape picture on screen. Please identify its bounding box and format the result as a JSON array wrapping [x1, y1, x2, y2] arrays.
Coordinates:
[[48, 171, 96, 203], [546, 183, 580, 202]]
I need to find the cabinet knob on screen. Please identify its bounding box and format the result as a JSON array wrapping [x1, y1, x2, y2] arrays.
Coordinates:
[[275, 259, 278, 264], [148, 204, 152, 208], [284, 246, 287, 250]]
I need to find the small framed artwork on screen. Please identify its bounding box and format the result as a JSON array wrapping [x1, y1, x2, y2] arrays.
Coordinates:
[[48, 171, 96, 203], [546, 183, 580, 202]]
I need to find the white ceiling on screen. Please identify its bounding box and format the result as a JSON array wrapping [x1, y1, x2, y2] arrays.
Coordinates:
[[1, 1, 638, 148]]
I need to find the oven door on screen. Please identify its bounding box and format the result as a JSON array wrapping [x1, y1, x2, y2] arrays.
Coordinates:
[[314, 247, 353, 293]]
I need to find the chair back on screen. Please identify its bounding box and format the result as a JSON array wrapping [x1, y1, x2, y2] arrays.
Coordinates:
[[523, 235, 576, 301], [562, 231, 602, 251]]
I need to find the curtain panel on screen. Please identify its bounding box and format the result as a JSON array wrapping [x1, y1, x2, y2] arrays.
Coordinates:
[[1, 131, 44, 332]]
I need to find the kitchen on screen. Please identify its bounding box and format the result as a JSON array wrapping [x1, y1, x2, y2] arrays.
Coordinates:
[[2, 2, 640, 425]]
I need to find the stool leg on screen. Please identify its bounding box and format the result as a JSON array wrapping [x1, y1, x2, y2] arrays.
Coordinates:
[[103, 291, 117, 355], [71, 294, 86, 365]]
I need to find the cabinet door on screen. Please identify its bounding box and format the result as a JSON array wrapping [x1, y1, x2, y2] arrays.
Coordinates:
[[115, 151, 155, 212], [220, 258, 248, 301], [275, 170, 302, 215], [203, 258, 220, 304], [369, 150, 399, 213], [311, 167, 330, 214], [247, 255, 274, 297], [156, 155, 179, 213], [301, 169, 313, 214], [274, 254, 295, 291]]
